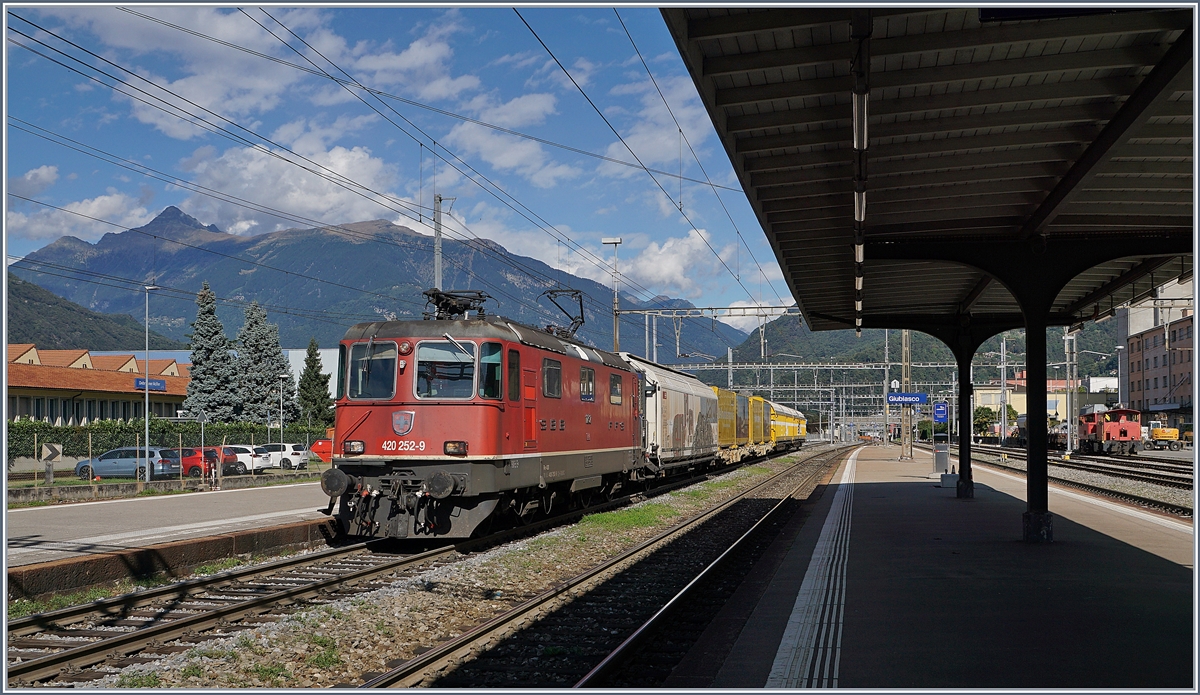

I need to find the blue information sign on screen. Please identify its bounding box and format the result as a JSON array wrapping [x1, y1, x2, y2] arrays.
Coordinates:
[[933, 402, 949, 423], [135, 378, 167, 392], [887, 392, 928, 405]]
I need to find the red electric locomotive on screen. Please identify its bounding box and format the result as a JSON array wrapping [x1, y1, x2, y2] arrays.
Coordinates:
[[1077, 404, 1141, 455], [321, 291, 640, 538]]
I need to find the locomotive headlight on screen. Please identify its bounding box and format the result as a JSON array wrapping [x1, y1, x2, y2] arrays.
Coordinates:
[[398, 341, 412, 355], [343, 440, 365, 455], [444, 440, 468, 456]]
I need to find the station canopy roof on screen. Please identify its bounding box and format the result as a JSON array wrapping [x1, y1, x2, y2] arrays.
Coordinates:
[[664, 8, 1194, 336]]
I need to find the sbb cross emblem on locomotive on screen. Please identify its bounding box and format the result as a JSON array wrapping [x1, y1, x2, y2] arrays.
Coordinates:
[[320, 290, 806, 539]]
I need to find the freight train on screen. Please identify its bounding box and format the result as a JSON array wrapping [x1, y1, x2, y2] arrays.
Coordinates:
[[319, 292, 806, 540]]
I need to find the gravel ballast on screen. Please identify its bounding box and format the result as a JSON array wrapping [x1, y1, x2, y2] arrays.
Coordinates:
[[80, 448, 839, 688]]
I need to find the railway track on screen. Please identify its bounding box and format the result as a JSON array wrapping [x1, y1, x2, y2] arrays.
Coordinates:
[[7, 446, 830, 686], [972, 445, 1192, 489], [354, 446, 851, 688], [929, 445, 1193, 517]]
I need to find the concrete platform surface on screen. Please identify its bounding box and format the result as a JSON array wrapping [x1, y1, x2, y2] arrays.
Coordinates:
[[6, 482, 327, 567], [676, 444, 1193, 689]]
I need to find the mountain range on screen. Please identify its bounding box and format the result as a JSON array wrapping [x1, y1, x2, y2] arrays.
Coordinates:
[[7, 273, 186, 350], [10, 207, 746, 361]]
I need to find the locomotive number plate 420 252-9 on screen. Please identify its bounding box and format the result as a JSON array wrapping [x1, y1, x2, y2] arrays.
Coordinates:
[[380, 440, 427, 452]]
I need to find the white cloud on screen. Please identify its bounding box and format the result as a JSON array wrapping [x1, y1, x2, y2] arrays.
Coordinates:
[[8, 165, 59, 197], [464, 93, 557, 128], [6, 190, 153, 241], [720, 299, 798, 333], [343, 12, 480, 102], [180, 133, 403, 235], [620, 228, 735, 300], [445, 121, 580, 189], [598, 74, 712, 179]]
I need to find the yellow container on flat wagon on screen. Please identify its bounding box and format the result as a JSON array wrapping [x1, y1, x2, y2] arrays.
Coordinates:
[[712, 386, 737, 448]]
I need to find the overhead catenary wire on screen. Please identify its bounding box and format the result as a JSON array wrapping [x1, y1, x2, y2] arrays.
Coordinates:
[[514, 9, 759, 308], [44, 4, 729, 352], [113, 6, 741, 193], [243, 7, 731, 353], [8, 10, 733, 357], [614, 9, 790, 308], [242, 7, 690, 320]]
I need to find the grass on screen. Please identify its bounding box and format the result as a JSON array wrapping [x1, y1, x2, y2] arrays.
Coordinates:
[[541, 645, 584, 656], [136, 487, 195, 497], [8, 586, 117, 619], [577, 502, 679, 532], [7, 499, 49, 509], [8, 574, 171, 619], [180, 663, 204, 679], [236, 633, 265, 655], [305, 633, 341, 668], [115, 672, 161, 688], [251, 663, 291, 685], [195, 557, 244, 575]]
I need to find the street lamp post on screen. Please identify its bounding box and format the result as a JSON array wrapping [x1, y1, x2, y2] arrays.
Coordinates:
[[279, 374, 289, 446], [143, 284, 158, 483], [602, 237, 622, 351]]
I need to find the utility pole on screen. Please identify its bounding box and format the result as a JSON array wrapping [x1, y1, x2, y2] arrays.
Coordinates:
[[603, 237, 622, 351], [434, 194, 443, 290], [645, 314, 650, 358], [653, 316, 658, 363], [727, 347, 733, 389]]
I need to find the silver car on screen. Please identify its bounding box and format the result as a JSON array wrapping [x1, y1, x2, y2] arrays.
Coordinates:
[[75, 448, 181, 480]]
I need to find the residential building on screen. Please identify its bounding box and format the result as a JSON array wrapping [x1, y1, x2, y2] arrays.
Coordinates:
[[1127, 313, 1193, 430]]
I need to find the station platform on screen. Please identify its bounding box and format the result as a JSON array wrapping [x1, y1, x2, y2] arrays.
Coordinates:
[[6, 481, 327, 567], [667, 444, 1194, 689]]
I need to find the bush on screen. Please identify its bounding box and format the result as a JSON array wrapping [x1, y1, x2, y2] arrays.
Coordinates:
[[6, 419, 325, 465]]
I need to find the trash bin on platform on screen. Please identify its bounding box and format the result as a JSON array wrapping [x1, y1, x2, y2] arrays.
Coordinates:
[[933, 433, 950, 474]]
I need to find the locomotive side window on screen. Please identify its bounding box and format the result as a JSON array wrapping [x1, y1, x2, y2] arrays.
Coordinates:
[[336, 344, 346, 399], [508, 350, 521, 401], [542, 359, 562, 398], [479, 342, 502, 399], [580, 367, 595, 402], [348, 341, 397, 400], [609, 373, 623, 405], [416, 341, 476, 399]]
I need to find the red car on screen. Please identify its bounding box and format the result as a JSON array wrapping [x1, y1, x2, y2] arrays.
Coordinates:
[[165, 447, 235, 478]]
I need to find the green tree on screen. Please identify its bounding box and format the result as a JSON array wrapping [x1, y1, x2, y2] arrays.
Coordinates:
[[184, 282, 239, 422], [298, 337, 334, 427], [973, 406, 998, 435], [236, 302, 299, 424]]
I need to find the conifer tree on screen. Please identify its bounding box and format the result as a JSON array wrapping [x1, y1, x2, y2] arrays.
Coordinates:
[[184, 281, 239, 421], [298, 337, 334, 427], [235, 302, 299, 425]]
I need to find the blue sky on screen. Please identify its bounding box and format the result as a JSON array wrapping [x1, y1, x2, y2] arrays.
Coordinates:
[[6, 6, 790, 330]]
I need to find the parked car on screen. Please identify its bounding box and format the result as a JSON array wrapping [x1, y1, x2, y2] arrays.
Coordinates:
[[259, 443, 309, 470], [162, 447, 233, 478], [75, 448, 181, 480], [222, 445, 269, 475]]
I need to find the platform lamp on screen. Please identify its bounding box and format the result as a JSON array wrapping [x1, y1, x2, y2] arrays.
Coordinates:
[[279, 373, 290, 445], [143, 284, 159, 483]]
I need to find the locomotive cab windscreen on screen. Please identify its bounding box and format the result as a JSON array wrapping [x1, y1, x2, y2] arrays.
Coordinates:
[[416, 341, 475, 399], [349, 341, 397, 400]]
